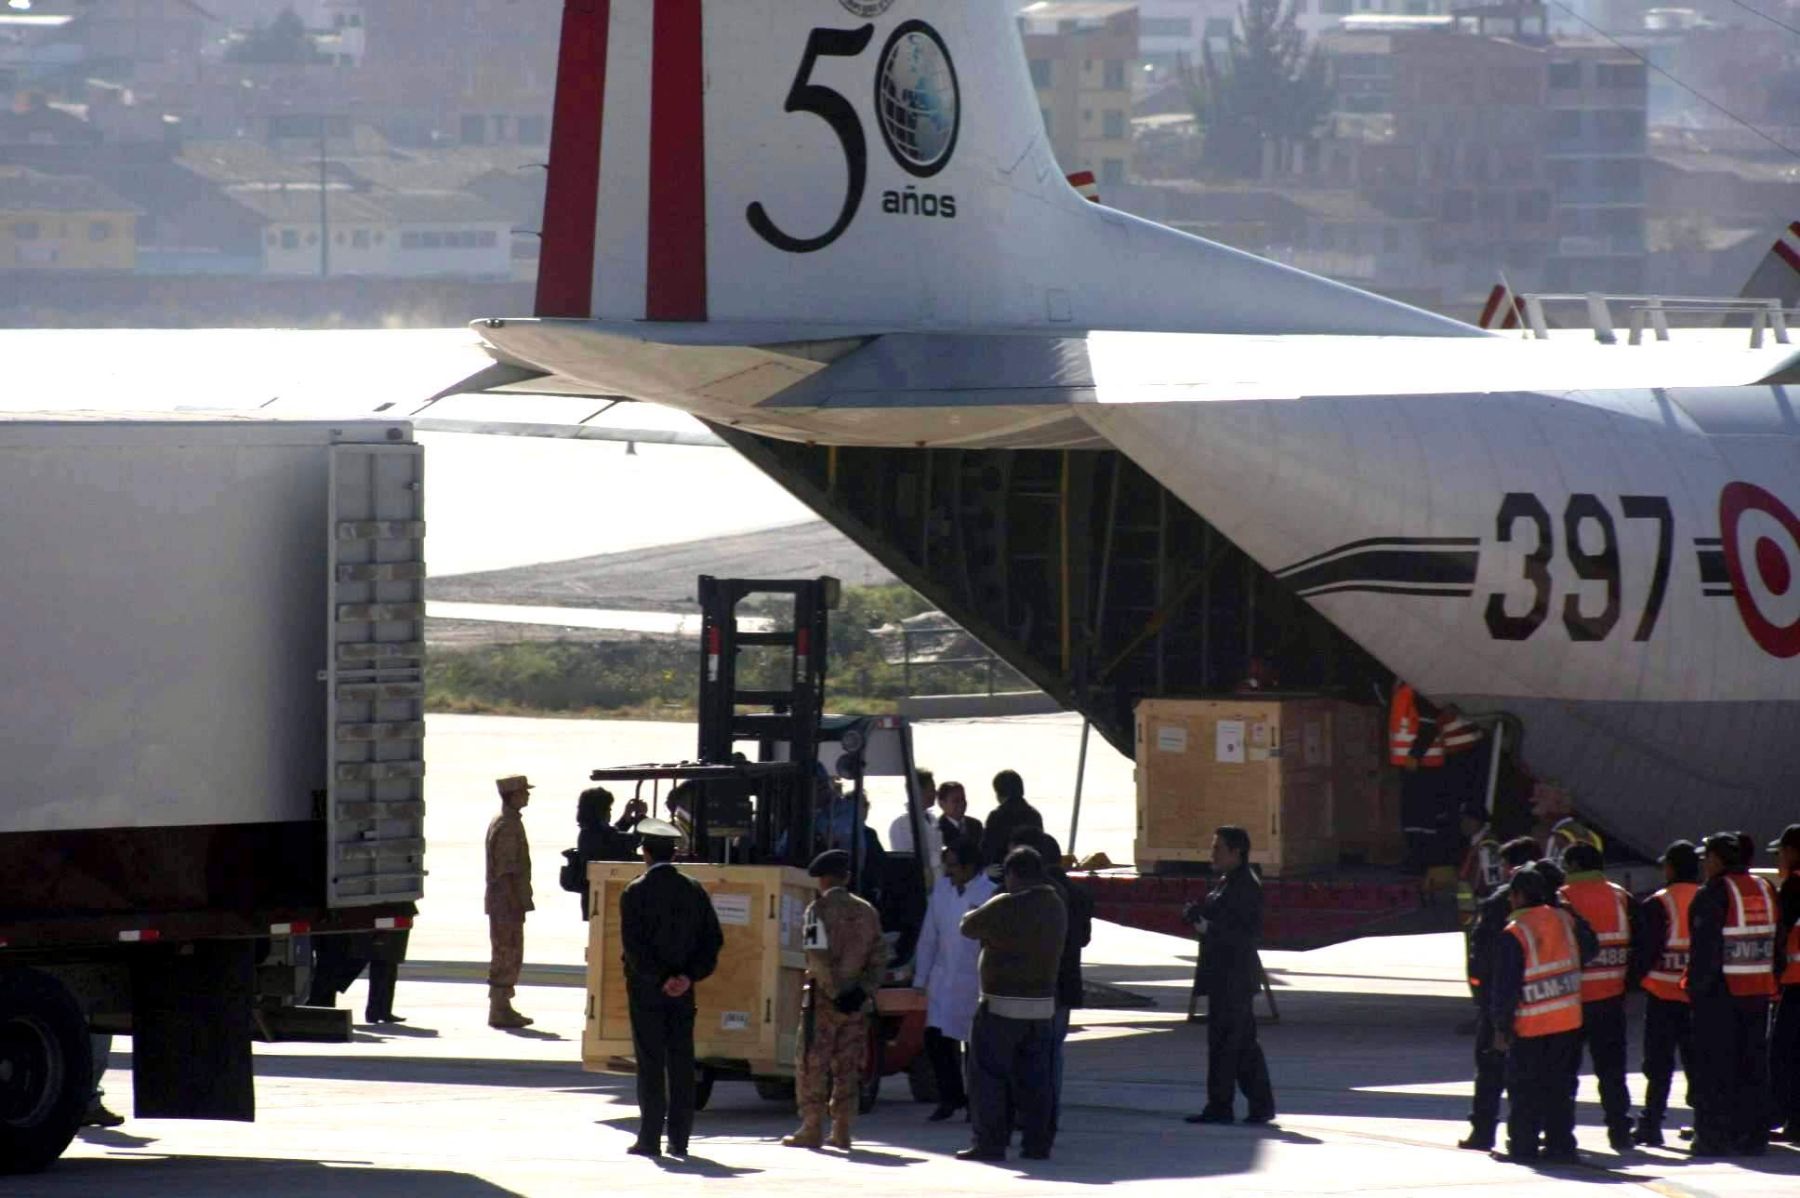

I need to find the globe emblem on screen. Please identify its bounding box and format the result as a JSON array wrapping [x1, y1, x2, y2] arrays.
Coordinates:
[[876, 24, 960, 177]]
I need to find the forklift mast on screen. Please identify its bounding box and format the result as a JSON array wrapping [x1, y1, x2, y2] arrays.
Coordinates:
[[693, 576, 839, 866]]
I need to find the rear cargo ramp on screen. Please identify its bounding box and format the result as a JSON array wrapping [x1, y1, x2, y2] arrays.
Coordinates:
[[709, 431, 1391, 764]]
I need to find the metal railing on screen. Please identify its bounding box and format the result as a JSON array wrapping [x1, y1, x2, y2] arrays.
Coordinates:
[[1508, 292, 1793, 348]]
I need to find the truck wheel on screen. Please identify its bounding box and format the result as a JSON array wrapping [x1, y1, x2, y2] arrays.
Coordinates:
[[753, 1077, 795, 1103], [0, 968, 92, 1175], [906, 1053, 939, 1104], [693, 1067, 716, 1112], [858, 1032, 882, 1115]]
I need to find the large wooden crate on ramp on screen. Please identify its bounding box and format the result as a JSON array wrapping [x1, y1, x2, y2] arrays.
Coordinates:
[[582, 862, 814, 1077], [1134, 697, 1385, 876]]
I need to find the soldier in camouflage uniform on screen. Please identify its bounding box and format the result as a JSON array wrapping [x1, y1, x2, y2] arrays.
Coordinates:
[[487, 775, 535, 1029], [783, 849, 889, 1151]]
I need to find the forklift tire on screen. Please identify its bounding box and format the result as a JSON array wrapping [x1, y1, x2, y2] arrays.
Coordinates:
[[0, 968, 93, 1175], [694, 1067, 716, 1112], [906, 1053, 940, 1104], [753, 1077, 796, 1103]]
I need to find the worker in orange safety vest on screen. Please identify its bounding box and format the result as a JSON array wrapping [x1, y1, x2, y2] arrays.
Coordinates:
[[1557, 842, 1635, 1151], [1629, 839, 1699, 1146], [1685, 832, 1779, 1157], [1768, 823, 1800, 1143], [1459, 836, 1546, 1152], [1390, 683, 1485, 873], [1488, 863, 1598, 1165]]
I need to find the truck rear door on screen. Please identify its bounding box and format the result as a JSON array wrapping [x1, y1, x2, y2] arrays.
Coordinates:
[[325, 442, 427, 907]]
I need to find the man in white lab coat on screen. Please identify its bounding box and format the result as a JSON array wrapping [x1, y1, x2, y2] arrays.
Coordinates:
[[912, 835, 996, 1121]]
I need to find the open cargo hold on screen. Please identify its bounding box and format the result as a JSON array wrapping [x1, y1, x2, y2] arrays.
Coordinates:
[[0, 414, 424, 1174], [583, 862, 813, 1078], [1133, 696, 1390, 876]]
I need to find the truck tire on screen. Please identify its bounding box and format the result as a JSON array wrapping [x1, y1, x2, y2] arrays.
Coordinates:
[[0, 968, 92, 1175], [858, 1031, 881, 1115], [753, 1077, 795, 1103], [693, 1067, 716, 1112]]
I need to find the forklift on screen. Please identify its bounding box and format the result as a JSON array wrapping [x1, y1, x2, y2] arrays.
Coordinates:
[[582, 577, 934, 1112]]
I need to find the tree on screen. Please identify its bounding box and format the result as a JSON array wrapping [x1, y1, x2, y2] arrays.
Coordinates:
[[226, 9, 323, 65], [1185, 0, 1330, 179]]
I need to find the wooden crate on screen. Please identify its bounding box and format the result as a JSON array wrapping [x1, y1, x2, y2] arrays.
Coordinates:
[[1330, 703, 1402, 864], [583, 862, 814, 1077], [1134, 697, 1382, 876]]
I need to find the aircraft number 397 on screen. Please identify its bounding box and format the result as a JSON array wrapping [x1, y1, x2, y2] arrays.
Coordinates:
[[1485, 484, 1800, 661]]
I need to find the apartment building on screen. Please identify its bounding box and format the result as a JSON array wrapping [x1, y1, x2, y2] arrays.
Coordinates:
[[1020, 2, 1141, 185]]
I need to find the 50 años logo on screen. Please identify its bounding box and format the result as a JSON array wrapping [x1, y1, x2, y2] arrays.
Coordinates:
[[748, 18, 961, 254]]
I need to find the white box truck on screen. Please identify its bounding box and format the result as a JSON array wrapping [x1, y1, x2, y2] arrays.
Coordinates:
[[0, 414, 427, 1173]]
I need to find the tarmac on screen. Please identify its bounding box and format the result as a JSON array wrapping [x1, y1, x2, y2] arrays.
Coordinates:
[[32, 714, 1800, 1196]]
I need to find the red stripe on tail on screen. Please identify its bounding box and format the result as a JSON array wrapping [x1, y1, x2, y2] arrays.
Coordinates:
[[646, 0, 708, 321], [535, 0, 611, 319], [1775, 238, 1800, 276], [1478, 284, 1507, 329]]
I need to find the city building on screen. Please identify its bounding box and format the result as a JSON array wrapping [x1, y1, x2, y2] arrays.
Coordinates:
[[1541, 38, 1649, 290], [224, 184, 510, 278], [1133, 0, 1459, 82], [1300, 6, 1646, 299], [1019, 2, 1141, 185], [355, 0, 559, 147], [17, 0, 222, 90], [0, 166, 139, 270]]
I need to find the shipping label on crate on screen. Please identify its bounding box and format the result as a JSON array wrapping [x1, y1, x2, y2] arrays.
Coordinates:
[[711, 893, 752, 927], [781, 895, 804, 948], [720, 1011, 751, 1032], [1215, 720, 1246, 764], [1248, 720, 1271, 762], [1155, 725, 1188, 753]]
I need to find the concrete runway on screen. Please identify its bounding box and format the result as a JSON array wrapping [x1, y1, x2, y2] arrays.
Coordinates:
[[33, 714, 1800, 1195]]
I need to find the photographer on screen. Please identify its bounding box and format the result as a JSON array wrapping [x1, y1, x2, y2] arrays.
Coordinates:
[[560, 787, 639, 920]]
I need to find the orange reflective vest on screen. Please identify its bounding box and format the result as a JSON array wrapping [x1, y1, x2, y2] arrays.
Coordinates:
[[1783, 872, 1800, 987], [1559, 876, 1631, 1002], [1642, 883, 1697, 1004], [1507, 905, 1584, 1037], [1388, 684, 1482, 768], [1721, 873, 1778, 998]]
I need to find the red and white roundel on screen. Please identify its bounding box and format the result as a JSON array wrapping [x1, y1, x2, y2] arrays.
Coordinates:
[[1720, 481, 1800, 658]]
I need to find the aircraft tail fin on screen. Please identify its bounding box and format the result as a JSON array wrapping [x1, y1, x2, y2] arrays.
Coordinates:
[[530, 0, 1474, 338], [1477, 275, 1527, 331], [1737, 220, 1800, 307]]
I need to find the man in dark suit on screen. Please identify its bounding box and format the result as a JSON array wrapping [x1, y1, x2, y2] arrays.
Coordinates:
[[936, 781, 984, 864], [1185, 824, 1275, 1125], [980, 770, 1042, 866], [619, 818, 725, 1158]]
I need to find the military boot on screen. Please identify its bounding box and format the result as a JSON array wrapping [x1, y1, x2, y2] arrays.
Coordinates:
[[828, 1119, 852, 1151], [488, 999, 533, 1029], [782, 1113, 824, 1148], [827, 1088, 856, 1150]]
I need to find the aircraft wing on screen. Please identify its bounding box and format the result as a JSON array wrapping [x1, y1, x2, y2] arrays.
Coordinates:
[[0, 327, 726, 449]]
